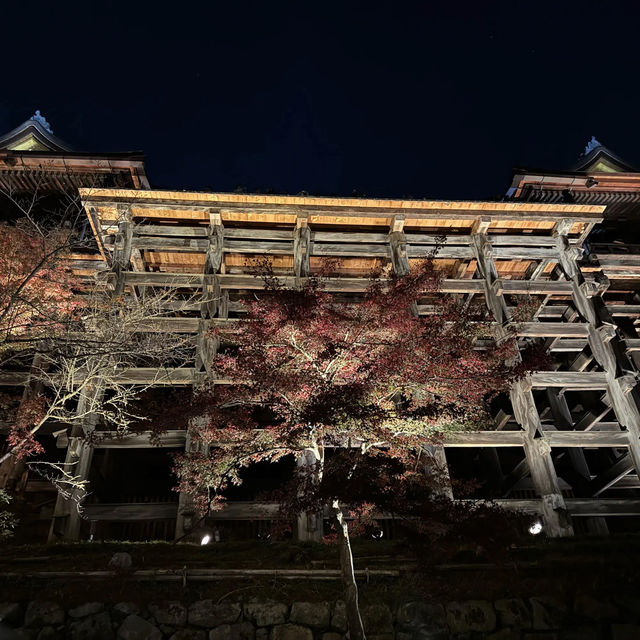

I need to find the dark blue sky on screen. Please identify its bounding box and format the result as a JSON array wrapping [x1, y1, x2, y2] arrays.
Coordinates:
[[2, 1, 638, 199]]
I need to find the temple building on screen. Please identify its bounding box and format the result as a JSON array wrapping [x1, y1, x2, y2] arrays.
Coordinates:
[[0, 111, 149, 198], [2, 115, 640, 542]]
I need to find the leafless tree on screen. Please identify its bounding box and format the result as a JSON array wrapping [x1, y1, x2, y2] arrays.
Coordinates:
[[0, 169, 200, 514]]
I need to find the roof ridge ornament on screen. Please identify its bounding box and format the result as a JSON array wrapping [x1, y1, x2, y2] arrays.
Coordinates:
[[584, 136, 602, 156], [29, 110, 53, 134]]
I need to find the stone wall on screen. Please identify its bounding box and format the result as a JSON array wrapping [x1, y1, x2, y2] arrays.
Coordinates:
[[1, 594, 639, 639]]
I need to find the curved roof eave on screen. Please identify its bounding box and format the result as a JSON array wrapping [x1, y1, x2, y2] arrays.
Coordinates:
[[0, 118, 73, 152]]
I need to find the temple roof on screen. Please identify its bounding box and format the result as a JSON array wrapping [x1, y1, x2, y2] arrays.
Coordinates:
[[0, 111, 72, 152], [507, 138, 640, 222], [0, 112, 150, 191], [573, 137, 638, 173], [511, 138, 638, 178]]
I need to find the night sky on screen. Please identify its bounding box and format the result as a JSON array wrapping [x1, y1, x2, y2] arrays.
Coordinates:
[[2, 1, 639, 199]]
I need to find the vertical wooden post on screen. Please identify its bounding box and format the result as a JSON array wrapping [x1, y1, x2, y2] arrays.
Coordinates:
[[0, 353, 46, 492], [387, 215, 456, 499], [423, 445, 454, 499], [388, 215, 410, 276], [112, 205, 133, 297], [546, 389, 608, 535], [296, 449, 324, 542], [195, 211, 224, 384], [294, 214, 311, 279], [175, 430, 209, 540], [472, 231, 573, 537], [293, 214, 322, 541], [177, 210, 225, 539], [48, 383, 103, 541], [49, 204, 137, 540]]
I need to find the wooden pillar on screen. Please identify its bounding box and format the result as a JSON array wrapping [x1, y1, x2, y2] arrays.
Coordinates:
[[546, 389, 608, 535], [175, 431, 208, 540], [295, 449, 324, 542], [48, 383, 103, 541], [293, 214, 322, 541], [49, 204, 136, 540], [294, 214, 311, 279], [195, 211, 224, 384], [177, 211, 224, 539], [472, 231, 573, 537], [112, 206, 133, 297], [0, 353, 46, 493], [511, 381, 574, 536], [422, 445, 454, 499], [388, 215, 410, 276], [387, 216, 455, 500]]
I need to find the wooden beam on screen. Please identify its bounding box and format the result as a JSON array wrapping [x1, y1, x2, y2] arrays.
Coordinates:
[[81, 191, 605, 223], [500, 458, 530, 496], [564, 498, 640, 516], [113, 368, 197, 385], [105, 271, 588, 298], [443, 431, 524, 447], [79, 428, 631, 450], [529, 371, 608, 390], [82, 496, 640, 522], [492, 498, 640, 517], [471, 216, 491, 235], [111, 234, 564, 261], [84, 502, 178, 521], [512, 322, 589, 338], [544, 431, 630, 448], [0, 372, 29, 385], [590, 455, 635, 497], [62, 430, 187, 449]]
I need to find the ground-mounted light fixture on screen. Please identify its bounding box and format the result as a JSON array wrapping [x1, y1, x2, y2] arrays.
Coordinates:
[[199, 527, 221, 545], [528, 520, 543, 535]]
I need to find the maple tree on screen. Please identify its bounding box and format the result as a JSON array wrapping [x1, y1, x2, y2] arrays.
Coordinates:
[[174, 260, 534, 639], [0, 218, 81, 462], [0, 220, 80, 360]]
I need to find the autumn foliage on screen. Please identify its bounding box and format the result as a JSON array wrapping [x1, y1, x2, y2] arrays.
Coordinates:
[[0, 221, 81, 460], [0, 221, 79, 356], [175, 260, 527, 516]]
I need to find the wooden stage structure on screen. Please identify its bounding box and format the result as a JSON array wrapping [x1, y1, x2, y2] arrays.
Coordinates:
[[47, 189, 640, 539], [2, 122, 640, 541]]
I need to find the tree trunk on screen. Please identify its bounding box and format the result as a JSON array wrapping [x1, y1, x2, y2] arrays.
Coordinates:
[[330, 498, 366, 640]]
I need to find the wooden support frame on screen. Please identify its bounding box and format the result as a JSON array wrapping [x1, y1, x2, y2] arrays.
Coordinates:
[[23, 188, 640, 537]]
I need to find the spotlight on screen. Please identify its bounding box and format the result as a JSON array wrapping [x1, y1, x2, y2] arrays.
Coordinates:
[[201, 534, 211, 545], [371, 529, 384, 540], [528, 521, 543, 535]]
